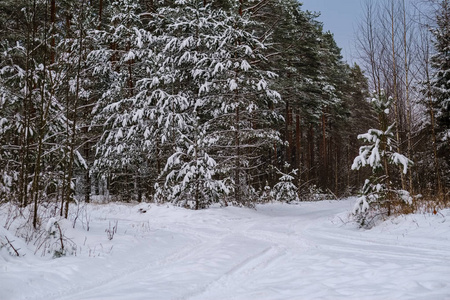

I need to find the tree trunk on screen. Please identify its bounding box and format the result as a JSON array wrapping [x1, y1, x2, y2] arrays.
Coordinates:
[[32, 0, 52, 228], [321, 110, 327, 187], [50, 0, 56, 63], [334, 139, 339, 196], [295, 112, 301, 188], [402, 0, 413, 193], [235, 106, 241, 204], [285, 101, 292, 166], [390, 0, 406, 191], [307, 124, 314, 183], [84, 140, 91, 203], [65, 0, 87, 218], [98, 0, 103, 26]]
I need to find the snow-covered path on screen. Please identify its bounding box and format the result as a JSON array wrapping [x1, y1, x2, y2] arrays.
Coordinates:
[[1, 199, 450, 300]]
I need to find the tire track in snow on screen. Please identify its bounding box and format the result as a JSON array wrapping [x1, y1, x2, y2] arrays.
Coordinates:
[[304, 225, 450, 262], [53, 219, 245, 300], [183, 246, 286, 300], [180, 219, 312, 300], [40, 227, 207, 300], [246, 229, 310, 249], [33, 203, 348, 300], [56, 223, 254, 300]]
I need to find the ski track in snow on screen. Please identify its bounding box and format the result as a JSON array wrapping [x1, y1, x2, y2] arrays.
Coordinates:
[[1, 199, 450, 300]]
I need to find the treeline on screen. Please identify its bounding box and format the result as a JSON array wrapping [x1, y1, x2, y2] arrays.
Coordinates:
[[0, 0, 445, 225]]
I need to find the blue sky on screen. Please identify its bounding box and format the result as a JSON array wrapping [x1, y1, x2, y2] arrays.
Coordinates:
[[300, 0, 364, 63]]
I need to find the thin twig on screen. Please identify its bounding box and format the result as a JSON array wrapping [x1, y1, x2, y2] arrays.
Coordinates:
[[5, 236, 20, 256]]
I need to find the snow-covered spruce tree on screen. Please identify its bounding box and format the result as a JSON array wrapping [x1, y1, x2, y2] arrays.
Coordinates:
[[429, 0, 450, 194], [351, 91, 413, 227]]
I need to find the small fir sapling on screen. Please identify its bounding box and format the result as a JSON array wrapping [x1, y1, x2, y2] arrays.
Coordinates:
[[271, 164, 300, 203], [260, 182, 273, 203]]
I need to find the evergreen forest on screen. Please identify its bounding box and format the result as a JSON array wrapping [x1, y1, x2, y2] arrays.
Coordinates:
[[0, 0, 449, 228]]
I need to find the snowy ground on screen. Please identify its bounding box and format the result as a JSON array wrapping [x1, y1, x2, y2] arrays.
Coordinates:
[[1, 198, 450, 300]]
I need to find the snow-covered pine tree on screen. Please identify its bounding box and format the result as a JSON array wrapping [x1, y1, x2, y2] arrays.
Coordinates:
[[0, 14, 41, 208], [162, 122, 230, 209], [140, 0, 208, 204], [149, 0, 250, 207], [92, 0, 234, 206], [90, 0, 152, 201], [429, 0, 450, 193], [132, 1, 228, 206], [200, 4, 283, 206], [351, 91, 412, 226], [315, 32, 348, 190], [93, 0, 282, 207]]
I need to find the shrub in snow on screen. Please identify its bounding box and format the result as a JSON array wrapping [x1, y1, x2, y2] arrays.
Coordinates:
[[351, 91, 413, 227], [38, 218, 76, 258], [271, 165, 299, 203], [300, 184, 332, 201], [105, 220, 118, 241]]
